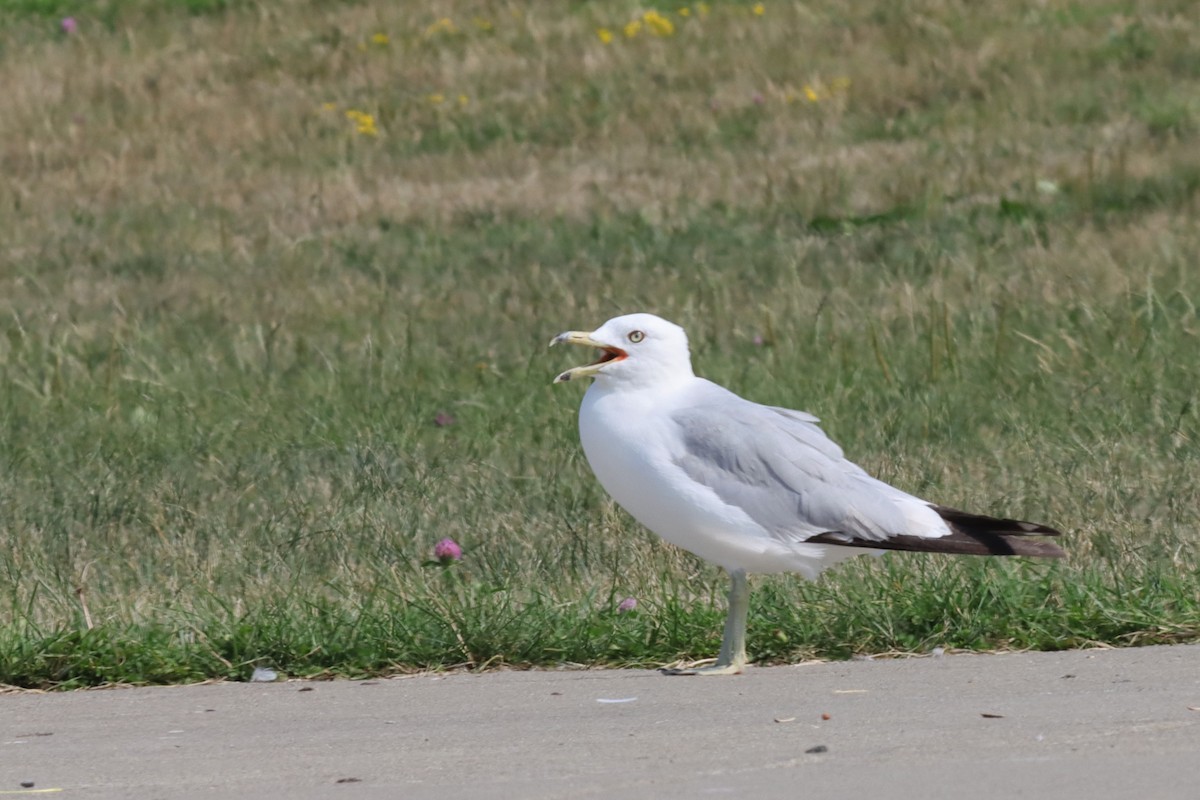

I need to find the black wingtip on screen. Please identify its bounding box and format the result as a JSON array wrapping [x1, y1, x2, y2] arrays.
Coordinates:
[[808, 531, 1066, 557], [807, 506, 1066, 558], [930, 505, 1064, 538]]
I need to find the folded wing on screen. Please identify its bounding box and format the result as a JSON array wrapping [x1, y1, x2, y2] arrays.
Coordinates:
[[670, 383, 1063, 558]]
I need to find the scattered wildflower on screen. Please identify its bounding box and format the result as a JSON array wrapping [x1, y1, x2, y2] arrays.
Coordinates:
[[434, 411, 456, 427], [617, 597, 638, 613], [434, 538, 463, 562], [426, 17, 457, 37], [753, 334, 765, 346], [472, 17, 494, 31], [697, 3, 710, 18], [345, 109, 378, 136], [752, 93, 764, 105], [753, 3, 766, 16], [678, 7, 691, 17], [596, 27, 614, 44], [60, 16, 77, 34], [623, 19, 642, 38], [643, 10, 675, 36], [457, 94, 469, 107], [321, 102, 337, 112], [428, 93, 445, 105], [797, 78, 850, 104], [371, 32, 389, 45]]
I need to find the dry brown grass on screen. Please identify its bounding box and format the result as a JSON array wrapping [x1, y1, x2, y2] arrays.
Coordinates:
[[0, 1, 1193, 352], [3, 1, 1196, 246]]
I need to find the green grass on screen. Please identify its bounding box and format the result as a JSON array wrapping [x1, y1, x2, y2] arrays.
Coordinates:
[[1, 0, 1199, 688]]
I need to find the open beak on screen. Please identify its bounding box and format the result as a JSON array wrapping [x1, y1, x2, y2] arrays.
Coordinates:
[[550, 331, 627, 384]]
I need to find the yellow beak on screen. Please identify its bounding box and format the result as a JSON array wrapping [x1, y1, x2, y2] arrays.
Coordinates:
[[549, 331, 625, 384]]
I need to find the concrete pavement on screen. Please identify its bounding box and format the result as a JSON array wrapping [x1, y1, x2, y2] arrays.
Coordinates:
[[4, 644, 1200, 799]]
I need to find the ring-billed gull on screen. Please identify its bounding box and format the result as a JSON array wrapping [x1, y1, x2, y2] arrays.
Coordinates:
[[552, 312, 1064, 675]]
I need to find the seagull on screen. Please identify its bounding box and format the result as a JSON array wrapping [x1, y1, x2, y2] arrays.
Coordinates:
[[551, 312, 1065, 675]]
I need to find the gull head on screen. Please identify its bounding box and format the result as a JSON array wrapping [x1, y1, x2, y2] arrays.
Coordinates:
[[550, 313, 694, 388]]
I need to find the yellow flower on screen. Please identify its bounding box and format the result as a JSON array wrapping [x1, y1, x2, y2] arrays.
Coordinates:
[[371, 32, 389, 45], [803, 84, 820, 102], [428, 93, 445, 105], [321, 102, 337, 112], [345, 110, 378, 136], [697, 3, 710, 17], [425, 17, 457, 36], [831, 76, 852, 93], [596, 27, 614, 44], [753, 3, 765, 16], [458, 94, 469, 107], [643, 10, 675, 36], [473, 17, 493, 31], [678, 7, 691, 17], [623, 19, 642, 38]]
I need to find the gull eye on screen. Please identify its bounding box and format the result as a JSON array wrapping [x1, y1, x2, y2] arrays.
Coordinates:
[[628, 330, 645, 343]]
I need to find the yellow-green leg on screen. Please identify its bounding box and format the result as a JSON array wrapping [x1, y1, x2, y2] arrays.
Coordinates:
[[662, 568, 749, 676]]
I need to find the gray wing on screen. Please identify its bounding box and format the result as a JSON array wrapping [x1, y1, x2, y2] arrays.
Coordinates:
[[670, 385, 939, 543]]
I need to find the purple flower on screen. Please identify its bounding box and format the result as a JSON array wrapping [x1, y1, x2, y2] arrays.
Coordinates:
[[752, 334, 765, 347], [433, 538, 462, 562], [434, 411, 456, 427], [61, 17, 77, 34], [752, 93, 764, 105], [617, 597, 637, 613]]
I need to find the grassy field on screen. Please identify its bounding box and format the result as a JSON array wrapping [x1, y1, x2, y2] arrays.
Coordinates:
[[1, 0, 1198, 688]]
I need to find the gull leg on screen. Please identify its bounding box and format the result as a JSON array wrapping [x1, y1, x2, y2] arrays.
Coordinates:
[[661, 568, 749, 676]]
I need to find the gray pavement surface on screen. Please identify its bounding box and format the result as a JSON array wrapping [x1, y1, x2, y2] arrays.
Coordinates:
[[3, 644, 1200, 799]]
